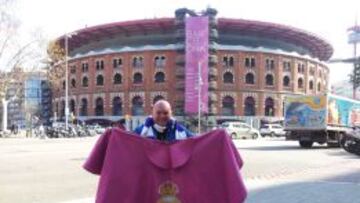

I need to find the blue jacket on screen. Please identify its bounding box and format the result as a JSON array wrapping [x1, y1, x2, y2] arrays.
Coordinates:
[[134, 119, 194, 141]]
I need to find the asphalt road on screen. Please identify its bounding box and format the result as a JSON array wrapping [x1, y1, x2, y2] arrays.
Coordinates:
[[0, 136, 359, 203]]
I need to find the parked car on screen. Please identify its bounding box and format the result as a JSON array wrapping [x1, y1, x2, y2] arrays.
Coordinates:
[[94, 125, 106, 135], [260, 124, 286, 137], [341, 126, 360, 155], [221, 122, 260, 139]]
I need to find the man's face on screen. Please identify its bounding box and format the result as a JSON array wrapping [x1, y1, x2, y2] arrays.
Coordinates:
[[153, 103, 172, 126]]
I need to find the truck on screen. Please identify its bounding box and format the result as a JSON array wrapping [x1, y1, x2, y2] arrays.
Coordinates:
[[284, 94, 360, 148]]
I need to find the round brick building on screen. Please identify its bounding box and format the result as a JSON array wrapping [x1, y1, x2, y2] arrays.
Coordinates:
[[52, 8, 333, 125]]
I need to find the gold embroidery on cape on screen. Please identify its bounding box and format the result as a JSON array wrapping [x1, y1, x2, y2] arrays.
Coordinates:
[[157, 181, 181, 203]]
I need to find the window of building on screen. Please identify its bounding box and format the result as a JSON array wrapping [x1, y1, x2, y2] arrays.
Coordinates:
[[250, 57, 256, 67], [96, 75, 104, 86], [317, 82, 321, 91], [71, 79, 76, 88], [245, 57, 250, 67], [95, 97, 104, 116], [298, 78, 304, 89], [82, 76, 88, 87], [283, 61, 291, 72], [82, 63, 89, 72], [223, 72, 234, 84], [245, 73, 255, 84], [80, 98, 87, 116], [154, 72, 165, 83], [132, 56, 144, 68], [113, 58, 122, 69], [222, 96, 235, 116], [283, 76, 290, 87], [310, 67, 315, 75], [113, 73, 122, 84], [309, 81, 314, 90], [96, 60, 105, 71], [265, 97, 275, 117], [133, 73, 143, 84], [265, 58, 275, 71], [70, 66, 76, 74], [70, 99, 75, 114], [265, 74, 274, 86], [132, 96, 144, 115], [223, 56, 234, 67], [154, 56, 166, 68], [244, 97, 256, 116], [112, 97, 122, 116]]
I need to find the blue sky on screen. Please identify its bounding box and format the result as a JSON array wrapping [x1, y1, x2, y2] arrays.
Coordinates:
[[16, 0, 360, 83]]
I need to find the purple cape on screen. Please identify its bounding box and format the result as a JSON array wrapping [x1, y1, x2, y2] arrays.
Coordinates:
[[84, 129, 247, 203]]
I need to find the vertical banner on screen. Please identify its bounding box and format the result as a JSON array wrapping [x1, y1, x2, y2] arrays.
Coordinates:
[[185, 16, 209, 114]]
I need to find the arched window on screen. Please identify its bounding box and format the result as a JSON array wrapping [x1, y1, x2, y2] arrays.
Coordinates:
[[62, 81, 65, 90], [133, 73, 143, 84], [82, 76, 88, 87], [244, 97, 256, 116], [113, 73, 122, 84], [112, 97, 122, 116], [132, 96, 144, 115], [298, 78, 304, 89], [96, 75, 104, 86], [265, 97, 275, 116], [265, 74, 274, 86], [245, 73, 255, 84], [71, 79, 76, 88], [309, 81, 314, 90], [70, 99, 75, 114], [153, 95, 165, 104], [223, 72, 234, 84], [95, 97, 104, 116], [317, 82, 321, 91], [154, 72, 165, 83], [222, 96, 235, 116], [283, 76, 290, 87], [80, 98, 88, 116], [60, 100, 65, 118]]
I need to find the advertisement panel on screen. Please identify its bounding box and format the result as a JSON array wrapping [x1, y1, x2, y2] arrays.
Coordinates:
[[284, 95, 327, 129], [184, 16, 209, 114], [328, 95, 360, 127]]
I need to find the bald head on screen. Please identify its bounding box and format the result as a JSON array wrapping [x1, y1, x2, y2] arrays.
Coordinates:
[[152, 100, 172, 126]]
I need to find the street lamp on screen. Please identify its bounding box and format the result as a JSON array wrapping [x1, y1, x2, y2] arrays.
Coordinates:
[[197, 62, 202, 134], [64, 32, 77, 130]]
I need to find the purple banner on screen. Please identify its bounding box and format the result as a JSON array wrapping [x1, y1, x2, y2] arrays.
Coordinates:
[[185, 16, 209, 114]]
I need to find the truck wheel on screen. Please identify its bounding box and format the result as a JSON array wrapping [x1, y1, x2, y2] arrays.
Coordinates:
[[231, 133, 237, 139], [299, 141, 313, 148], [252, 134, 259, 139]]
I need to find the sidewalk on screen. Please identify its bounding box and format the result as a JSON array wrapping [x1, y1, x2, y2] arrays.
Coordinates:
[[246, 179, 360, 203]]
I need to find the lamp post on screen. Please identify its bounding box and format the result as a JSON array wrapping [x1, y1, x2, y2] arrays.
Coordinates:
[[198, 62, 202, 134], [64, 32, 77, 130]]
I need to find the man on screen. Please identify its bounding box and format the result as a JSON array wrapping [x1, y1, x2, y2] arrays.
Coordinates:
[[134, 100, 193, 141]]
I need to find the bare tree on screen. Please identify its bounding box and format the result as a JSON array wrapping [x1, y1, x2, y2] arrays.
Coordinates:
[[0, 0, 46, 101]]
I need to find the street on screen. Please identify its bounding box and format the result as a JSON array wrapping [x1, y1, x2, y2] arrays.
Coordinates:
[[0, 135, 359, 203]]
